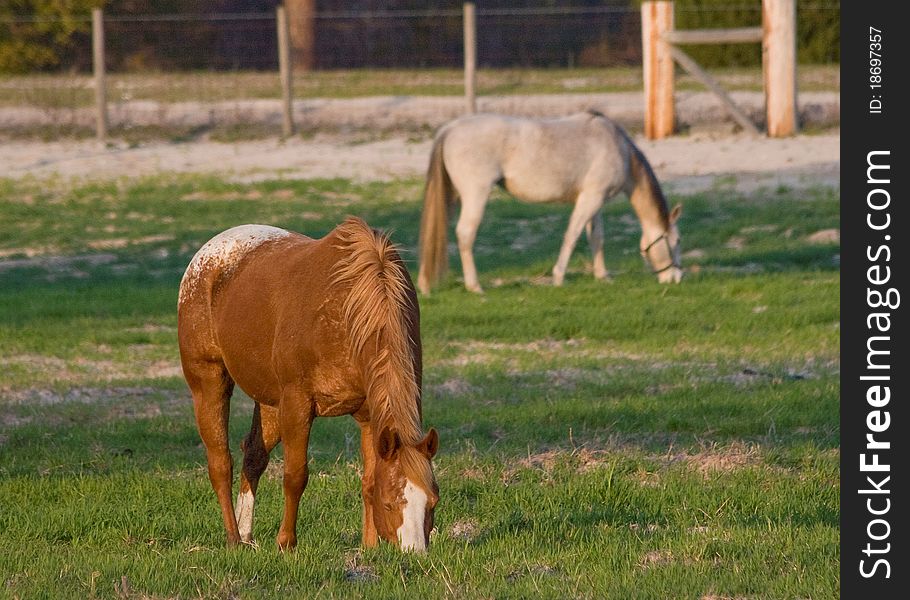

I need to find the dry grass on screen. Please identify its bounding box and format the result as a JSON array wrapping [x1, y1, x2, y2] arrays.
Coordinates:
[[0, 353, 182, 387], [448, 519, 482, 543], [667, 441, 761, 477]]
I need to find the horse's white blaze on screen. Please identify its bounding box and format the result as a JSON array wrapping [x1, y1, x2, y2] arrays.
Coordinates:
[[235, 489, 255, 543], [397, 480, 428, 552], [178, 225, 290, 305]]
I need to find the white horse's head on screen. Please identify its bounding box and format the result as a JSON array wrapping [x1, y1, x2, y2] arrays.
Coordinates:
[[641, 204, 683, 284]]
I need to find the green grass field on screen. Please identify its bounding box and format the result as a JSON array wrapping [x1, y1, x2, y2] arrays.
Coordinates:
[[0, 175, 839, 598], [0, 65, 840, 109]]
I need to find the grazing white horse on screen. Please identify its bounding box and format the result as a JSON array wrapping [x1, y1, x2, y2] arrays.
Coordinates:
[[417, 110, 682, 294]]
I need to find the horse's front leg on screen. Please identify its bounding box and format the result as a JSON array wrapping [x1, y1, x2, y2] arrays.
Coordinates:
[[585, 210, 610, 281], [236, 402, 281, 545], [354, 416, 379, 547], [276, 391, 314, 550], [553, 191, 605, 286], [455, 188, 490, 294]]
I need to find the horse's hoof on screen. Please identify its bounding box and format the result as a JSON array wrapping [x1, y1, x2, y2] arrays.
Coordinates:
[[466, 284, 484, 294], [276, 533, 297, 551], [552, 269, 566, 286]]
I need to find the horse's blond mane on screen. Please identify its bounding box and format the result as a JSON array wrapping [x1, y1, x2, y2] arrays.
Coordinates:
[[331, 218, 430, 485]]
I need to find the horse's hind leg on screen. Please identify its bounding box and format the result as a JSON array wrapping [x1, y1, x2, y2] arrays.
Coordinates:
[[455, 186, 490, 293], [236, 403, 280, 544], [553, 190, 606, 286], [585, 209, 610, 280], [186, 360, 241, 546]]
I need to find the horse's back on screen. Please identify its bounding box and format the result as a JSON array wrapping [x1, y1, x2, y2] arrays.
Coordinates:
[[442, 112, 629, 202], [178, 224, 352, 405], [179, 225, 298, 304], [438, 114, 516, 189]]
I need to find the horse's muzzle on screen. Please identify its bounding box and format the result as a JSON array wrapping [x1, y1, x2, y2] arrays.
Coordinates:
[[658, 267, 683, 284]]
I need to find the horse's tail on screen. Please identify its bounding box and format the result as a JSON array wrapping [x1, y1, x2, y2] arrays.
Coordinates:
[[417, 129, 455, 294], [332, 217, 423, 444]]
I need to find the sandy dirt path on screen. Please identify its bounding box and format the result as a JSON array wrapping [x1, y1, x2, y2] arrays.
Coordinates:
[[0, 129, 839, 195], [1, 91, 840, 193]]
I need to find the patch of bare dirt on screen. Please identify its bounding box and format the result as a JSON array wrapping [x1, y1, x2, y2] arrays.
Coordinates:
[[631, 468, 663, 488], [0, 253, 117, 273], [86, 234, 174, 250], [343, 550, 378, 583], [806, 228, 840, 244], [0, 353, 183, 385], [459, 467, 487, 481], [440, 338, 645, 368], [4, 385, 171, 405], [638, 550, 676, 569], [448, 519, 482, 543], [506, 564, 559, 581], [123, 324, 176, 334], [503, 447, 614, 482], [668, 441, 761, 477], [428, 378, 478, 397], [0, 92, 839, 196], [1, 386, 187, 429]]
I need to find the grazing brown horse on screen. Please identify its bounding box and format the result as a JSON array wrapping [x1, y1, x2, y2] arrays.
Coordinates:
[[178, 217, 439, 552]]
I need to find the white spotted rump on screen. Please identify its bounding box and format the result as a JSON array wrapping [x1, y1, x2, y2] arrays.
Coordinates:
[[178, 224, 290, 306], [397, 479, 429, 552]]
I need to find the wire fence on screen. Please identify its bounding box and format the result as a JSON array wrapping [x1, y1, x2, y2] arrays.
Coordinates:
[[0, 3, 840, 139]]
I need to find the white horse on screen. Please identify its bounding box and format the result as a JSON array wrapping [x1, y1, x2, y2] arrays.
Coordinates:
[[417, 110, 682, 294]]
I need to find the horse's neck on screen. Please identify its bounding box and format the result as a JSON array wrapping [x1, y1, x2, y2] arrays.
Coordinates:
[[628, 149, 669, 237]]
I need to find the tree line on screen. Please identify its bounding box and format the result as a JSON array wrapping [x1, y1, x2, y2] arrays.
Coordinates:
[[1, 1, 839, 74]]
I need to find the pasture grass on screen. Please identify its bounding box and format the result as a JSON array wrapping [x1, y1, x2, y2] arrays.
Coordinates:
[[0, 65, 840, 109], [0, 175, 840, 598]]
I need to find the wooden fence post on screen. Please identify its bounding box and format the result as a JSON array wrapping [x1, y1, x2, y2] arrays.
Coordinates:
[[763, 0, 797, 136], [463, 2, 477, 114], [277, 5, 295, 137], [641, 1, 674, 139], [92, 8, 108, 141]]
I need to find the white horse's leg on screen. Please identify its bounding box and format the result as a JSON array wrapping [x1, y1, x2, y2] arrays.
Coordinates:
[[585, 209, 609, 281], [455, 188, 490, 293], [553, 191, 605, 286]]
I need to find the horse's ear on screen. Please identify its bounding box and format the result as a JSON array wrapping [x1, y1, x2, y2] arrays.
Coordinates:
[[417, 428, 439, 459], [377, 427, 402, 460], [669, 203, 683, 223]]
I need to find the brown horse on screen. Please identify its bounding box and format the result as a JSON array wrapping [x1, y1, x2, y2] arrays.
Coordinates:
[[177, 217, 439, 552]]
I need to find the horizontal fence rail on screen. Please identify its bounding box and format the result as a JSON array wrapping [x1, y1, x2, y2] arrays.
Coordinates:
[[663, 27, 762, 44], [0, 3, 840, 141]]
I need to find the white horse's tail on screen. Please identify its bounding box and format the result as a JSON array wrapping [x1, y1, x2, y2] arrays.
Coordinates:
[[417, 130, 455, 294]]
